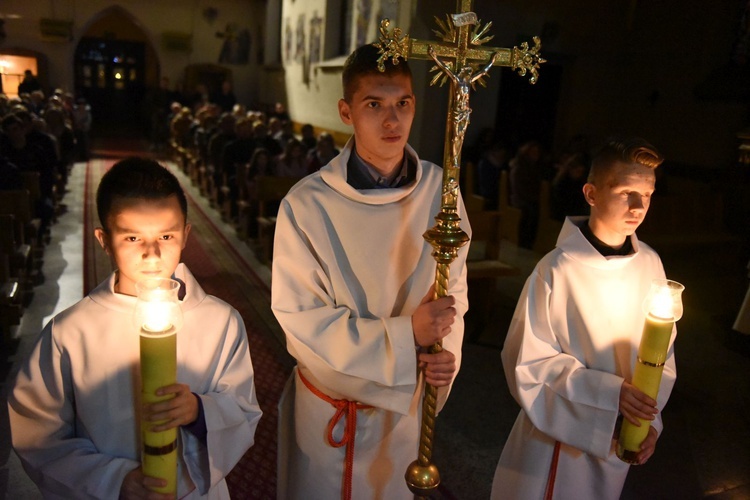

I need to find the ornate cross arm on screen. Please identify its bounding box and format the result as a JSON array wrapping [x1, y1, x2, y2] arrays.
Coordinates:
[[375, 19, 410, 72], [512, 36, 545, 84]]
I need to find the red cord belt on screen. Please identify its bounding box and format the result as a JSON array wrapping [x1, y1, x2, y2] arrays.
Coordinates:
[[297, 370, 373, 500]]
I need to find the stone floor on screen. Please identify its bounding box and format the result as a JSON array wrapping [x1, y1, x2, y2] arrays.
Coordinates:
[[1, 152, 749, 499]]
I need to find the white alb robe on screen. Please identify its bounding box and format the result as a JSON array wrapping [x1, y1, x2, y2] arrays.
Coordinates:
[[491, 217, 677, 500], [271, 139, 469, 499], [9, 264, 262, 499]]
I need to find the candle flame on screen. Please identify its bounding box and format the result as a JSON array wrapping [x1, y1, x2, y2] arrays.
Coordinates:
[[141, 301, 173, 332], [134, 278, 183, 333], [649, 287, 674, 320]]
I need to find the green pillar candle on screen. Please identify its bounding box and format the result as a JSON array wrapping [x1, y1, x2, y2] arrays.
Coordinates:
[[617, 279, 684, 464], [140, 327, 177, 494], [616, 315, 673, 463]]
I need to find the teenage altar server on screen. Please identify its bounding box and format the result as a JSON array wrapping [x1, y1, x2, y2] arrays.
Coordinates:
[[491, 137, 677, 499], [9, 158, 262, 499], [271, 43, 469, 499]]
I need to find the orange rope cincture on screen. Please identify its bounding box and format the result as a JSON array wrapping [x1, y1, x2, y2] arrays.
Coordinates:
[[544, 440, 561, 500], [298, 370, 373, 500]]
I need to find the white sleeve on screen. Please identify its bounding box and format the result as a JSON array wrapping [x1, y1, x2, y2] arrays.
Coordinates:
[[271, 187, 469, 415], [8, 320, 137, 499], [271, 199, 419, 413], [181, 309, 263, 494]]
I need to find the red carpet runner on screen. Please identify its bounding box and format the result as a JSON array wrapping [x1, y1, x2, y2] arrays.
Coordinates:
[[83, 158, 294, 499]]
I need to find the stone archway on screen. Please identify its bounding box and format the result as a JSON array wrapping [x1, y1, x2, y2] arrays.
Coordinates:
[[74, 5, 160, 136]]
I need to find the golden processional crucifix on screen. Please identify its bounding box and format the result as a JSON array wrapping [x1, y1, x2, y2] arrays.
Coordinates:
[[374, 0, 545, 496]]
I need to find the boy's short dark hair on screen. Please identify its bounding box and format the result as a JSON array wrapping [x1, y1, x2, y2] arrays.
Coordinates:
[[96, 157, 188, 230], [341, 43, 412, 102], [588, 136, 663, 186]]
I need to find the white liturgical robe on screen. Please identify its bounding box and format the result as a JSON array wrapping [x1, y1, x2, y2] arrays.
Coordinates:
[[492, 217, 677, 500], [272, 139, 469, 499], [9, 264, 262, 499]]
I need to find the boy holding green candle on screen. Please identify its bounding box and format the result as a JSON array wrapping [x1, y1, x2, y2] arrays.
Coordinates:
[[491, 137, 677, 499], [8, 158, 262, 498]]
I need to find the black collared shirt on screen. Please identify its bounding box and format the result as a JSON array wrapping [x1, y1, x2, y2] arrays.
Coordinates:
[[581, 222, 634, 257], [346, 146, 416, 189]]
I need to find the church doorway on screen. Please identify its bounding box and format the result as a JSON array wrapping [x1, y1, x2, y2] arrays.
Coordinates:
[[74, 38, 145, 132], [74, 6, 159, 138]]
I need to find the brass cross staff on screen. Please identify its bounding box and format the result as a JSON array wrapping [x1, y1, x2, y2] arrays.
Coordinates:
[[374, 1, 544, 496]]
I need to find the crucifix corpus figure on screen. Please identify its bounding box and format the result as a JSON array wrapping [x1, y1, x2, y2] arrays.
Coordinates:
[[427, 45, 499, 170]]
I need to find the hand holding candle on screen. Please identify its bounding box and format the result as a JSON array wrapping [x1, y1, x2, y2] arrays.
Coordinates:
[[617, 279, 684, 464], [134, 278, 183, 494]]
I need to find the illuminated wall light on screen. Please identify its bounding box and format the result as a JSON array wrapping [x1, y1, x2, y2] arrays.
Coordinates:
[[0, 55, 36, 98]]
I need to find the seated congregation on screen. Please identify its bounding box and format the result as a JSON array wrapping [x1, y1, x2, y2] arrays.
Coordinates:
[[0, 89, 85, 346]]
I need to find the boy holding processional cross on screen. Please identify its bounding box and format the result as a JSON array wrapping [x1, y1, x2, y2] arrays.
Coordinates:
[[271, 43, 470, 499], [9, 158, 262, 499], [492, 138, 677, 499]]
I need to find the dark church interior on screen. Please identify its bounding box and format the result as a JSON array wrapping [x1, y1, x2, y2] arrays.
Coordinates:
[[1, 1, 749, 498]]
